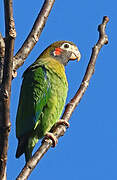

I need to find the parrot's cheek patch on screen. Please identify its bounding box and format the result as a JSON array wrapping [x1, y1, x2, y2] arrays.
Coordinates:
[[54, 48, 63, 56]]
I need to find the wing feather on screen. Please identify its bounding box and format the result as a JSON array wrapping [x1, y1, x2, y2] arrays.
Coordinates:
[[16, 66, 51, 138]]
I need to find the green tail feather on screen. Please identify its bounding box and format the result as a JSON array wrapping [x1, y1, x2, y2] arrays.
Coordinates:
[[24, 147, 32, 162]]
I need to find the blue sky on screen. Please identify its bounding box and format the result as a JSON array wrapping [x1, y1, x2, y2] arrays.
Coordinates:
[[0, 0, 116, 179]]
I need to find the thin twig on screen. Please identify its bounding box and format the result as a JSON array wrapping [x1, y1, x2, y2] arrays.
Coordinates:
[[62, 16, 109, 121], [0, 0, 16, 179], [13, 0, 55, 71], [16, 16, 109, 180]]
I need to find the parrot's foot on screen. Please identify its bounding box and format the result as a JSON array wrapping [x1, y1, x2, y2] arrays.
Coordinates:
[[42, 120, 69, 147], [42, 132, 58, 147], [55, 119, 70, 128], [50, 119, 70, 132]]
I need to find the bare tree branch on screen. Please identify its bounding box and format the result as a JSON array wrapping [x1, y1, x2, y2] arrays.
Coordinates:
[[0, 33, 5, 84], [62, 16, 109, 121], [13, 0, 55, 71], [0, 0, 16, 179], [16, 16, 109, 180]]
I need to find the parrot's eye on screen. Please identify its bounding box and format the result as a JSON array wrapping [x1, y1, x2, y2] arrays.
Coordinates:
[[64, 43, 69, 48], [60, 43, 71, 51]]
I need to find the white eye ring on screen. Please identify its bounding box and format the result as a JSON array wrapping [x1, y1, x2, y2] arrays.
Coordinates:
[[60, 43, 71, 50]]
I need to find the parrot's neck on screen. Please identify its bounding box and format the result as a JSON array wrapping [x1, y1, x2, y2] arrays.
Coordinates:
[[41, 57, 68, 86]]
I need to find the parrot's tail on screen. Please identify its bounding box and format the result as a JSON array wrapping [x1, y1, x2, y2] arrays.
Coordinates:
[[24, 147, 32, 162], [16, 136, 28, 159]]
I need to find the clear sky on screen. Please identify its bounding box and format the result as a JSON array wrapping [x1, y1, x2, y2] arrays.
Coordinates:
[[0, 0, 116, 179]]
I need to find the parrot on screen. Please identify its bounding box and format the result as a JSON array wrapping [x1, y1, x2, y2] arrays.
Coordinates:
[[16, 40, 81, 162]]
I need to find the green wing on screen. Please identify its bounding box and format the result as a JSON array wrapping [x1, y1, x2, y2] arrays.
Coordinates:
[[16, 65, 51, 138]]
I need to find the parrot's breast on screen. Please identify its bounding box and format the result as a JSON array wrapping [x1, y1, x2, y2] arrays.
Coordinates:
[[35, 58, 68, 137]]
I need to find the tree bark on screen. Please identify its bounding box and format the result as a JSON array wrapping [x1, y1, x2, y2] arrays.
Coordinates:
[[0, 33, 5, 85]]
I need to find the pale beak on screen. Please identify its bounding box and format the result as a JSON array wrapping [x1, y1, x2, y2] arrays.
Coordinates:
[[70, 46, 81, 61]]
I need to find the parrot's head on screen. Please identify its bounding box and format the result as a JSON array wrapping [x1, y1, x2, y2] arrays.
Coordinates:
[[40, 41, 81, 66]]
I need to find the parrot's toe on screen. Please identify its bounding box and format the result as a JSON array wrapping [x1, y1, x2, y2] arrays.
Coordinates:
[[54, 119, 70, 129], [43, 132, 58, 147]]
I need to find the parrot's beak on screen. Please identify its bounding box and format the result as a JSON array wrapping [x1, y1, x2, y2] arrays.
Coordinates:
[[70, 46, 81, 61]]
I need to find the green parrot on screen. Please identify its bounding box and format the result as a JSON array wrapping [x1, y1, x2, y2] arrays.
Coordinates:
[[16, 40, 81, 162]]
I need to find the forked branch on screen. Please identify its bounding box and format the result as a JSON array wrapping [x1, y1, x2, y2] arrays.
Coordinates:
[[13, 0, 55, 71], [16, 16, 109, 180]]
